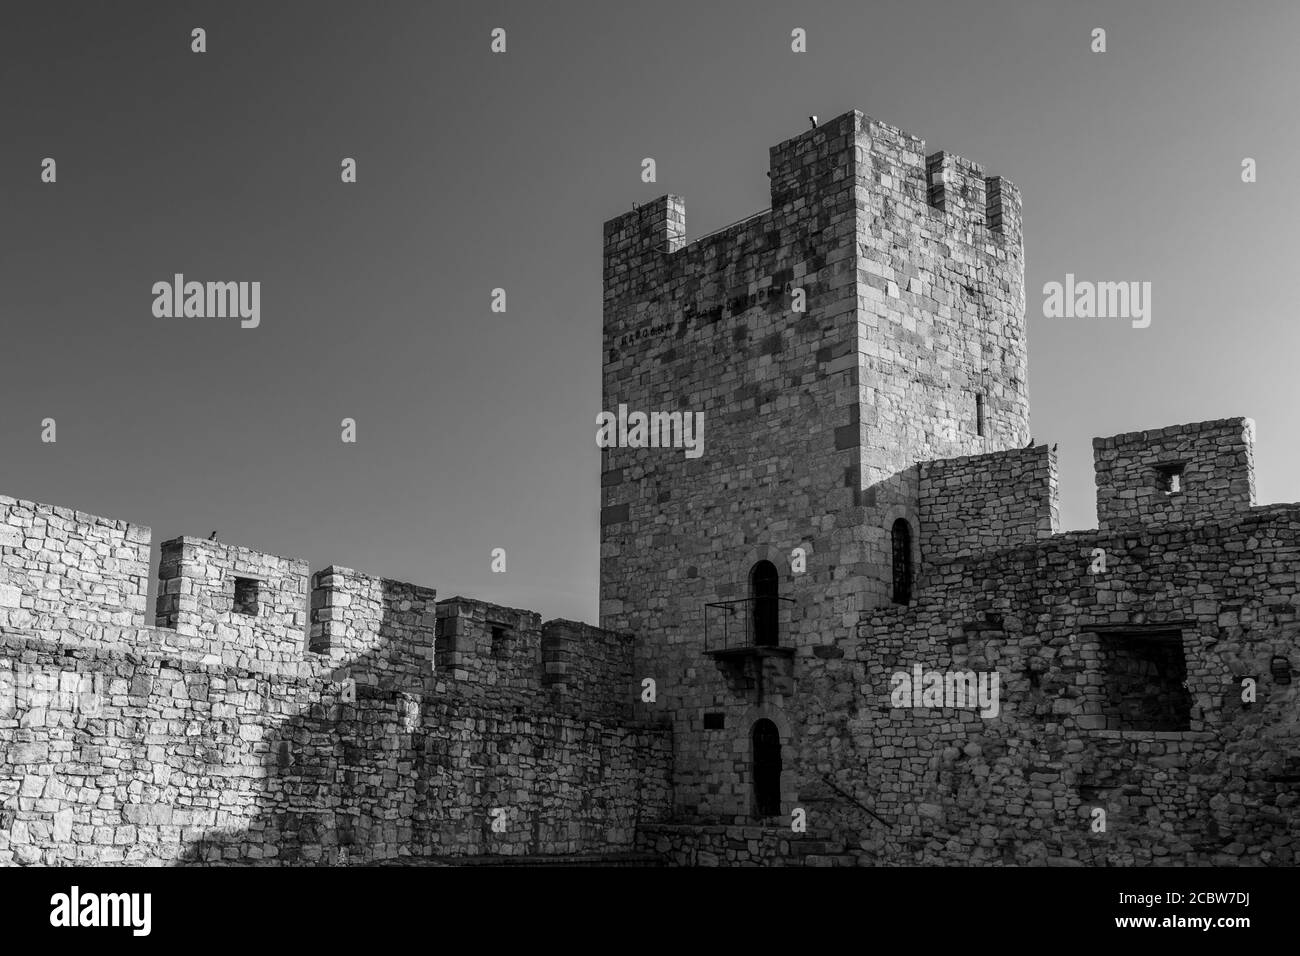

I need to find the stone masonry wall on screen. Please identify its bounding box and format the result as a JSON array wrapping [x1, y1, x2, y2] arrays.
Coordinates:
[[599, 115, 1297, 864], [541, 619, 637, 719], [793, 500, 1300, 866], [434, 598, 544, 705], [0, 495, 671, 865], [155, 536, 311, 676], [919, 445, 1059, 565], [309, 566, 436, 686], [0, 629, 670, 864], [851, 120, 1029, 608], [636, 822, 824, 866], [600, 110, 1029, 822], [1, 495, 150, 636], [1094, 417, 1256, 532]]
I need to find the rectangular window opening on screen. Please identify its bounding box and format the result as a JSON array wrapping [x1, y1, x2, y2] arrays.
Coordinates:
[[1097, 630, 1191, 731], [703, 712, 725, 730], [233, 577, 260, 616], [489, 624, 510, 659], [1156, 463, 1185, 495], [975, 393, 986, 437]]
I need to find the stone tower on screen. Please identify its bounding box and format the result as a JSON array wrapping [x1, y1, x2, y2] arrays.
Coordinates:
[[600, 110, 1029, 820]]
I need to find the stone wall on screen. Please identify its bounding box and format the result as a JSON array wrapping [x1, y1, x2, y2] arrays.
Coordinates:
[[310, 566, 435, 686], [599, 110, 1029, 822], [796, 501, 1300, 866], [597, 115, 1297, 866], [1094, 417, 1256, 531], [0, 495, 150, 636], [919, 445, 1059, 565], [541, 619, 637, 719], [635, 822, 858, 866], [155, 536, 310, 675], [0, 495, 672, 865], [0, 629, 671, 864], [434, 598, 544, 704]]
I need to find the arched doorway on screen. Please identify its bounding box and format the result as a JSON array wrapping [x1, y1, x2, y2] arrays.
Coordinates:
[[750, 560, 779, 647], [751, 718, 782, 818]]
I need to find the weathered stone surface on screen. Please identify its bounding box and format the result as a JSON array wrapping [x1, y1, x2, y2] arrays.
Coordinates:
[[0, 498, 671, 866], [599, 110, 1300, 867], [2, 109, 1297, 869]]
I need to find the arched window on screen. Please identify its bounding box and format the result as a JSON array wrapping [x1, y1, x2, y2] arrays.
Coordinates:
[[751, 719, 782, 818], [750, 560, 779, 646], [891, 519, 913, 605]]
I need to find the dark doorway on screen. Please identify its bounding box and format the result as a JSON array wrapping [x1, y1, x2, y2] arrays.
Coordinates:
[[750, 560, 779, 646], [752, 719, 782, 818], [891, 519, 913, 605]]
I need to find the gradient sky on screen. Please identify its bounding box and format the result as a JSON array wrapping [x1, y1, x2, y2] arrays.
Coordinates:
[[2, 1, 1297, 623]]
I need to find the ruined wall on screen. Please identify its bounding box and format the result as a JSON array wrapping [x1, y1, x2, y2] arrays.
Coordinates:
[[600, 110, 1028, 822]]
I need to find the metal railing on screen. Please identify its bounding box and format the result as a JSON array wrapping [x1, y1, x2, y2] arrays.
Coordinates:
[[703, 596, 796, 654], [820, 773, 892, 828], [686, 208, 772, 247]]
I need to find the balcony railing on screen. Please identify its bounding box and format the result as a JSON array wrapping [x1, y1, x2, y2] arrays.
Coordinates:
[[703, 596, 796, 656]]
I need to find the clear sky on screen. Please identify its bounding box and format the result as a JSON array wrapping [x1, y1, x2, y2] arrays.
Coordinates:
[[2, 1, 1297, 623]]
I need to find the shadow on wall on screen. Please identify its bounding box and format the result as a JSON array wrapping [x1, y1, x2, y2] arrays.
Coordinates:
[[172, 597, 418, 866], [171, 585, 666, 865]]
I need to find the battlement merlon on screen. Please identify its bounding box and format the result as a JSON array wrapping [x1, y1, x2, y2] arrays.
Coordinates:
[[0, 494, 151, 632], [540, 618, 636, 706], [155, 536, 310, 667], [919, 444, 1060, 565], [602, 194, 686, 299], [601, 110, 1022, 305], [309, 566, 436, 683], [434, 596, 542, 686], [778, 110, 1022, 243], [1094, 417, 1257, 532], [3, 492, 635, 710]]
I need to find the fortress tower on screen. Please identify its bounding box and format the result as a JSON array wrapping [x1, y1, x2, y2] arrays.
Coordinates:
[[3, 108, 1293, 867], [600, 110, 1030, 820]]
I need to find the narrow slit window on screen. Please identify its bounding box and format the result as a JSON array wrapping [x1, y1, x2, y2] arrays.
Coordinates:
[[891, 519, 913, 605], [751, 719, 782, 818], [975, 393, 986, 437]]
